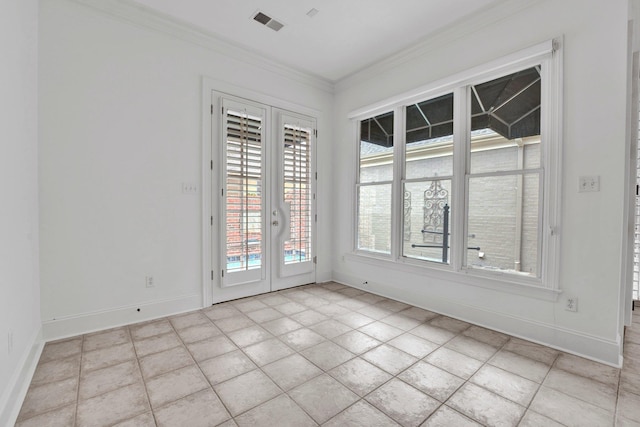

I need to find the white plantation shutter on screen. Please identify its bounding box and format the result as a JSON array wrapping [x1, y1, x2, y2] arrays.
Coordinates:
[[277, 114, 315, 278], [283, 124, 312, 264], [221, 101, 266, 286]]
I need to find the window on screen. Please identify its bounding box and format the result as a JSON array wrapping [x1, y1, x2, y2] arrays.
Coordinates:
[[403, 93, 454, 264], [466, 67, 542, 276], [357, 111, 394, 254], [353, 40, 561, 289]]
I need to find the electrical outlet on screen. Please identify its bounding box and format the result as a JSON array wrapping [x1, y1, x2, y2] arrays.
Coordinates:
[[565, 297, 578, 312], [578, 176, 600, 192], [145, 276, 154, 288], [8, 331, 13, 355], [181, 182, 198, 194]]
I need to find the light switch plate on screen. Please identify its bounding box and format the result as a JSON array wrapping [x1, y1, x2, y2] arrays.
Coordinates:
[[181, 183, 198, 194]]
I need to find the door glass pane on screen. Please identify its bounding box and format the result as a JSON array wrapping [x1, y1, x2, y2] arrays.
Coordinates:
[[357, 183, 392, 254], [225, 109, 263, 273], [283, 123, 312, 264], [467, 173, 540, 275]]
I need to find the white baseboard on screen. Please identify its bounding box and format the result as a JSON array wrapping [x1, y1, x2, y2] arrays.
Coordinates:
[[42, 293, 203, 341], [332, 272, 622, 367], [0, 327, 44, 427]]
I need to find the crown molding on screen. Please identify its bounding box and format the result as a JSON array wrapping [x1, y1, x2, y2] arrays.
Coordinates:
[[70, 0, 335, 94], [335, 0, 543, 93]]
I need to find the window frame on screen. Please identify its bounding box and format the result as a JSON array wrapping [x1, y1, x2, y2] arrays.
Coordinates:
[[401, 91, 456, 266], [350, 39, 563, 293]]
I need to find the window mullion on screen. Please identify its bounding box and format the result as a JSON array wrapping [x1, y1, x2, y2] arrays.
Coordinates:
[[451, 86, 468, 272], [392, 105, 406, 261], [352, 119, 361, 253]]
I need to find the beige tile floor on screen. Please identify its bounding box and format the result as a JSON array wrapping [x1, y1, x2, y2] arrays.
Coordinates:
[[14, 282, 640, 426]]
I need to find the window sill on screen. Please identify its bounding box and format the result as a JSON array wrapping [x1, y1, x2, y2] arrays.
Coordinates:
[[345, 252, 561, 302]]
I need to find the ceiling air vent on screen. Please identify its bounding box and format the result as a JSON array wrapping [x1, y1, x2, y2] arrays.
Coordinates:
[[253, 11, 284, 32]]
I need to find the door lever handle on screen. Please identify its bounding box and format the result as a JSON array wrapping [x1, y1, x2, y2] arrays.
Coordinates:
[[272, 220, 279, 226]]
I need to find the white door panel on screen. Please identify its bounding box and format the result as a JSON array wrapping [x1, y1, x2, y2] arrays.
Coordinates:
[[211, 95, 316, 302], [272, 111, 316, 290], [216, 98, 270, 300]]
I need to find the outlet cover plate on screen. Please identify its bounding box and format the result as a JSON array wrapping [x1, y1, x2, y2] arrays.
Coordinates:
[[578, 176, 600, 192]]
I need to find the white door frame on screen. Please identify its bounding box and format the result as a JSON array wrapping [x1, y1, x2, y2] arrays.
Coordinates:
[[201, 77, 320, 306], [623, 50, 640, 328]]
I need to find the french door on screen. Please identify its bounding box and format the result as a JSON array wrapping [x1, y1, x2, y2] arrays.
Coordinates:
[[212, 95, 316, 303]]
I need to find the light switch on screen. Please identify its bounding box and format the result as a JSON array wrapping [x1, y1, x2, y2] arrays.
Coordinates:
[[181, 182, 198, 194]]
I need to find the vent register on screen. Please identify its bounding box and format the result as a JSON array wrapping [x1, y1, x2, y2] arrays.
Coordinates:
[[253, 9, 319, 32], [253, 11, 284, 32]]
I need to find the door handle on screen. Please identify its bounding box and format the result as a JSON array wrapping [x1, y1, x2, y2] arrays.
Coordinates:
[[272, 220, 279, 226]]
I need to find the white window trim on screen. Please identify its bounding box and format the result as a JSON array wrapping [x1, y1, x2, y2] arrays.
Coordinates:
[[349, 38, 563, 298]]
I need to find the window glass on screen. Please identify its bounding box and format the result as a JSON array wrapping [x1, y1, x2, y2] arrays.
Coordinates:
[[402, 179, 452, 263], [470, 67, 541, 174], [406, 93, 454, 179], [403, 93, 454, 264], [467, 174, 539, 274], [357, 184, 392, 253], [360, 111, 394, 183], [357, 111, 394, 254], [466, 66, 542, 277]]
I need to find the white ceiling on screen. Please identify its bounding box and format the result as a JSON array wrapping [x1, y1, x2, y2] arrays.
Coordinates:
[[130, 0, 507, 82]]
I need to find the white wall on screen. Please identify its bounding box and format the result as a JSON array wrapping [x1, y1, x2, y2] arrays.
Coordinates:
[[38, 0, 333, 337], [332, 0, 630, 365], [0, 0, 42, 424]]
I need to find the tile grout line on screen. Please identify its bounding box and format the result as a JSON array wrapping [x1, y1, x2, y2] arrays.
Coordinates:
[[539, 352, 621, 421], [400, 324, 487, 425], [16, 352, 80, 424], [212, 289, 367, 424], [287, 300, 447, 425], [76, 331, 172, 389], [495, 334, 536, 426], [166, 311, 237, 424], [19, 283, 631, 426], [209, 289, 604, 426], [73, 335, 84, 427], [434, 328, 502, 426], [13, 338, 85, 426], [126, 324, 159, 427], [302, 290, 457, 425], [326, 300, 477, 424], [521, 351, 566, 426], [210, 295, 323, 424]]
